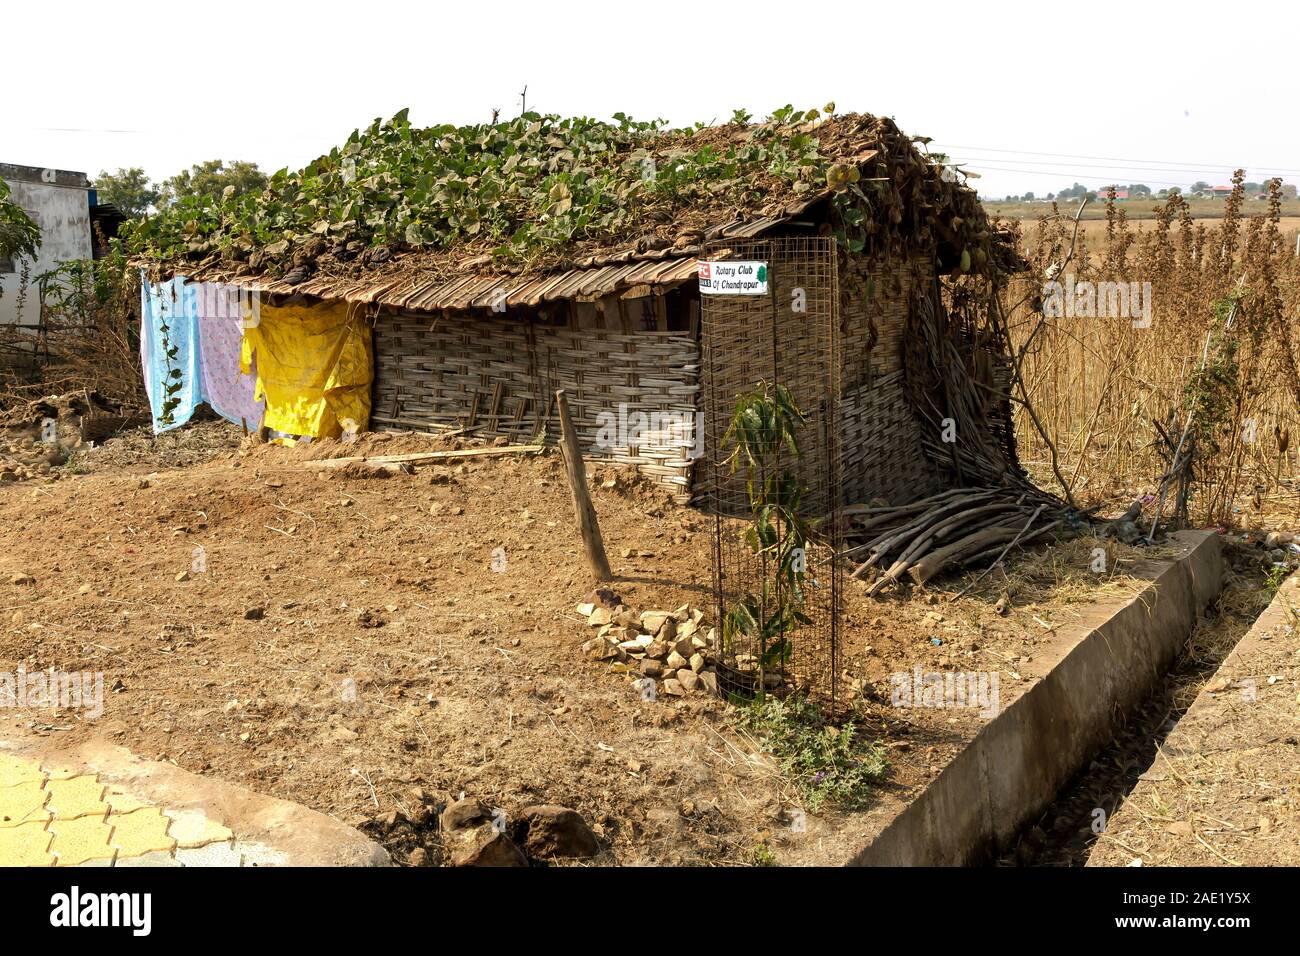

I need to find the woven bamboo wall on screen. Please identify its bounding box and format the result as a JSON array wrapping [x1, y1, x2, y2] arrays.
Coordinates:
[[840, 255, 918, 385], [698, 243, 948, 511], [838, 254, 946, 505], [372, 309, 700, 500], [373, 246, 953, 509], [840, 370, 944, 505]]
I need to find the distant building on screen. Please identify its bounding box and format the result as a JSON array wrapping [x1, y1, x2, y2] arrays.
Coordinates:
[[0, 163, 92, 327], [1250, 183, 1298, 201]]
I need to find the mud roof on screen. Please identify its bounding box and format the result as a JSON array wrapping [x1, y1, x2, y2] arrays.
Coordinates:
[[133, 109, 1017, 308]]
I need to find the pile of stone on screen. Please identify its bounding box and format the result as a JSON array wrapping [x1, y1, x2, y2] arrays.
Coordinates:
[[1, 435, 67, 483], [578, 600, 724, 698], [372, 791, 601, 867], [1263, 530, 1300, 565], [0, 390, 143, 484], [443, 798, 600, 867]]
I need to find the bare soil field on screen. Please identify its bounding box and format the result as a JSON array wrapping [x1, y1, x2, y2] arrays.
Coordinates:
[[984, 202, 1300, 244], [0, 423, 1178, 865], [1085, 566, 1298, 868], [984, 197, 1300, 226]]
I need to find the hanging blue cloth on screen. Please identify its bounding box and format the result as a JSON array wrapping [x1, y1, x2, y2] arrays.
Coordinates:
[[139, 272, 204, 433]]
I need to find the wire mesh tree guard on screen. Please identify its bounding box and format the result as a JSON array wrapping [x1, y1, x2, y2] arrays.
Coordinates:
[[701, 236, 844, 704]]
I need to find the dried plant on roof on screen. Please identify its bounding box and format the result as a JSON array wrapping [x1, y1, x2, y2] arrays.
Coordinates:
[[124, 105, 1015, 291]]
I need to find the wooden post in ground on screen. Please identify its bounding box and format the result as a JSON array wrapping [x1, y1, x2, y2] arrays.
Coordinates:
[[554, 388, 612, 583]]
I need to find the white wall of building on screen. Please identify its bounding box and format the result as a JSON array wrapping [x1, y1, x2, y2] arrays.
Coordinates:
[[0, 165, 92, 327]]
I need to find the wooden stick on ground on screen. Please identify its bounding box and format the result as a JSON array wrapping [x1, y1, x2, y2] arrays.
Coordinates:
[[554, 388, 612, 583], [305, 445, 543, 469], [907, 524, 1024, 586], [951, 504, 1045, 600]]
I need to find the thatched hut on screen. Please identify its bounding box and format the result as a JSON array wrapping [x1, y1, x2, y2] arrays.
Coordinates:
[[133, 107, 1027, 510]]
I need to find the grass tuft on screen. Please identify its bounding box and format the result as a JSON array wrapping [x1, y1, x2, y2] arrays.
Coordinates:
[[736, 695, 888, 812]]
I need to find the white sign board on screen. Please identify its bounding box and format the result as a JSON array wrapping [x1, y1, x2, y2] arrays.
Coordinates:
[[697, 260, 769, 296]]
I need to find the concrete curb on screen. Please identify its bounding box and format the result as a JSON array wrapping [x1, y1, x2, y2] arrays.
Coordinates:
[[850, 530, 1224, 866], [0, 735, 390, 867]]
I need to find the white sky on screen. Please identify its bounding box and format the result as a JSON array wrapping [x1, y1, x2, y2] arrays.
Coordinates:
[[5, 0, 1296, 199]]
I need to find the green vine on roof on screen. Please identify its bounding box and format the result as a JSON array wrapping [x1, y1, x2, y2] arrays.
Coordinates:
[[123, 103, 1005, 281]]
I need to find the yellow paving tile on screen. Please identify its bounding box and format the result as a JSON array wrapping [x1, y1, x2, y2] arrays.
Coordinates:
[[0, 821, 54, 867], [0, 753, 45, 789], [103, 789, 154, 815], [43, 775, 108, 820], [0, 816, 55, 868], [0, 781, 51, 828], [164, 809, 233, 849], [49, 815, 115, 866], [109, 807, 177, 860]]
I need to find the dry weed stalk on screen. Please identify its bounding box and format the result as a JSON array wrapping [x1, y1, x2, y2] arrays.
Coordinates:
[[1009, 176, 1300, 528], [0, 246, 145, 412]]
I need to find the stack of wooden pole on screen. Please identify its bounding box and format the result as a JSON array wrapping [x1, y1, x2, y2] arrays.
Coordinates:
[[843, 487, 1066, 594]]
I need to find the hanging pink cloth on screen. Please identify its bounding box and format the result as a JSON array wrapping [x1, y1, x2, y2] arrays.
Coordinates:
[[197, 291, 265, 430]]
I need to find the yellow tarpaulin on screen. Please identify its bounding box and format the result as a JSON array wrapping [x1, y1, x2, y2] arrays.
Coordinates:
[[240, 300, 373, 440]]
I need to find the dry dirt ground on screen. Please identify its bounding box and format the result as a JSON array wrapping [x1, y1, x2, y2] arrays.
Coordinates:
[[0, 422, 1219, 866], [1084, 569, 1298, 868]]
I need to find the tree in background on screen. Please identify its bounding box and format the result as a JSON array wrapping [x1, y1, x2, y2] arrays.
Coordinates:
[[158, 160, 267, 204], [93, 167, 160, 218], [0, 178, 40, 261]]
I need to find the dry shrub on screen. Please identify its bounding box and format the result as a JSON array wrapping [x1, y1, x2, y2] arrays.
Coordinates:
[[1007, 176, 1300, 526], [0, 246, 145, 413]]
